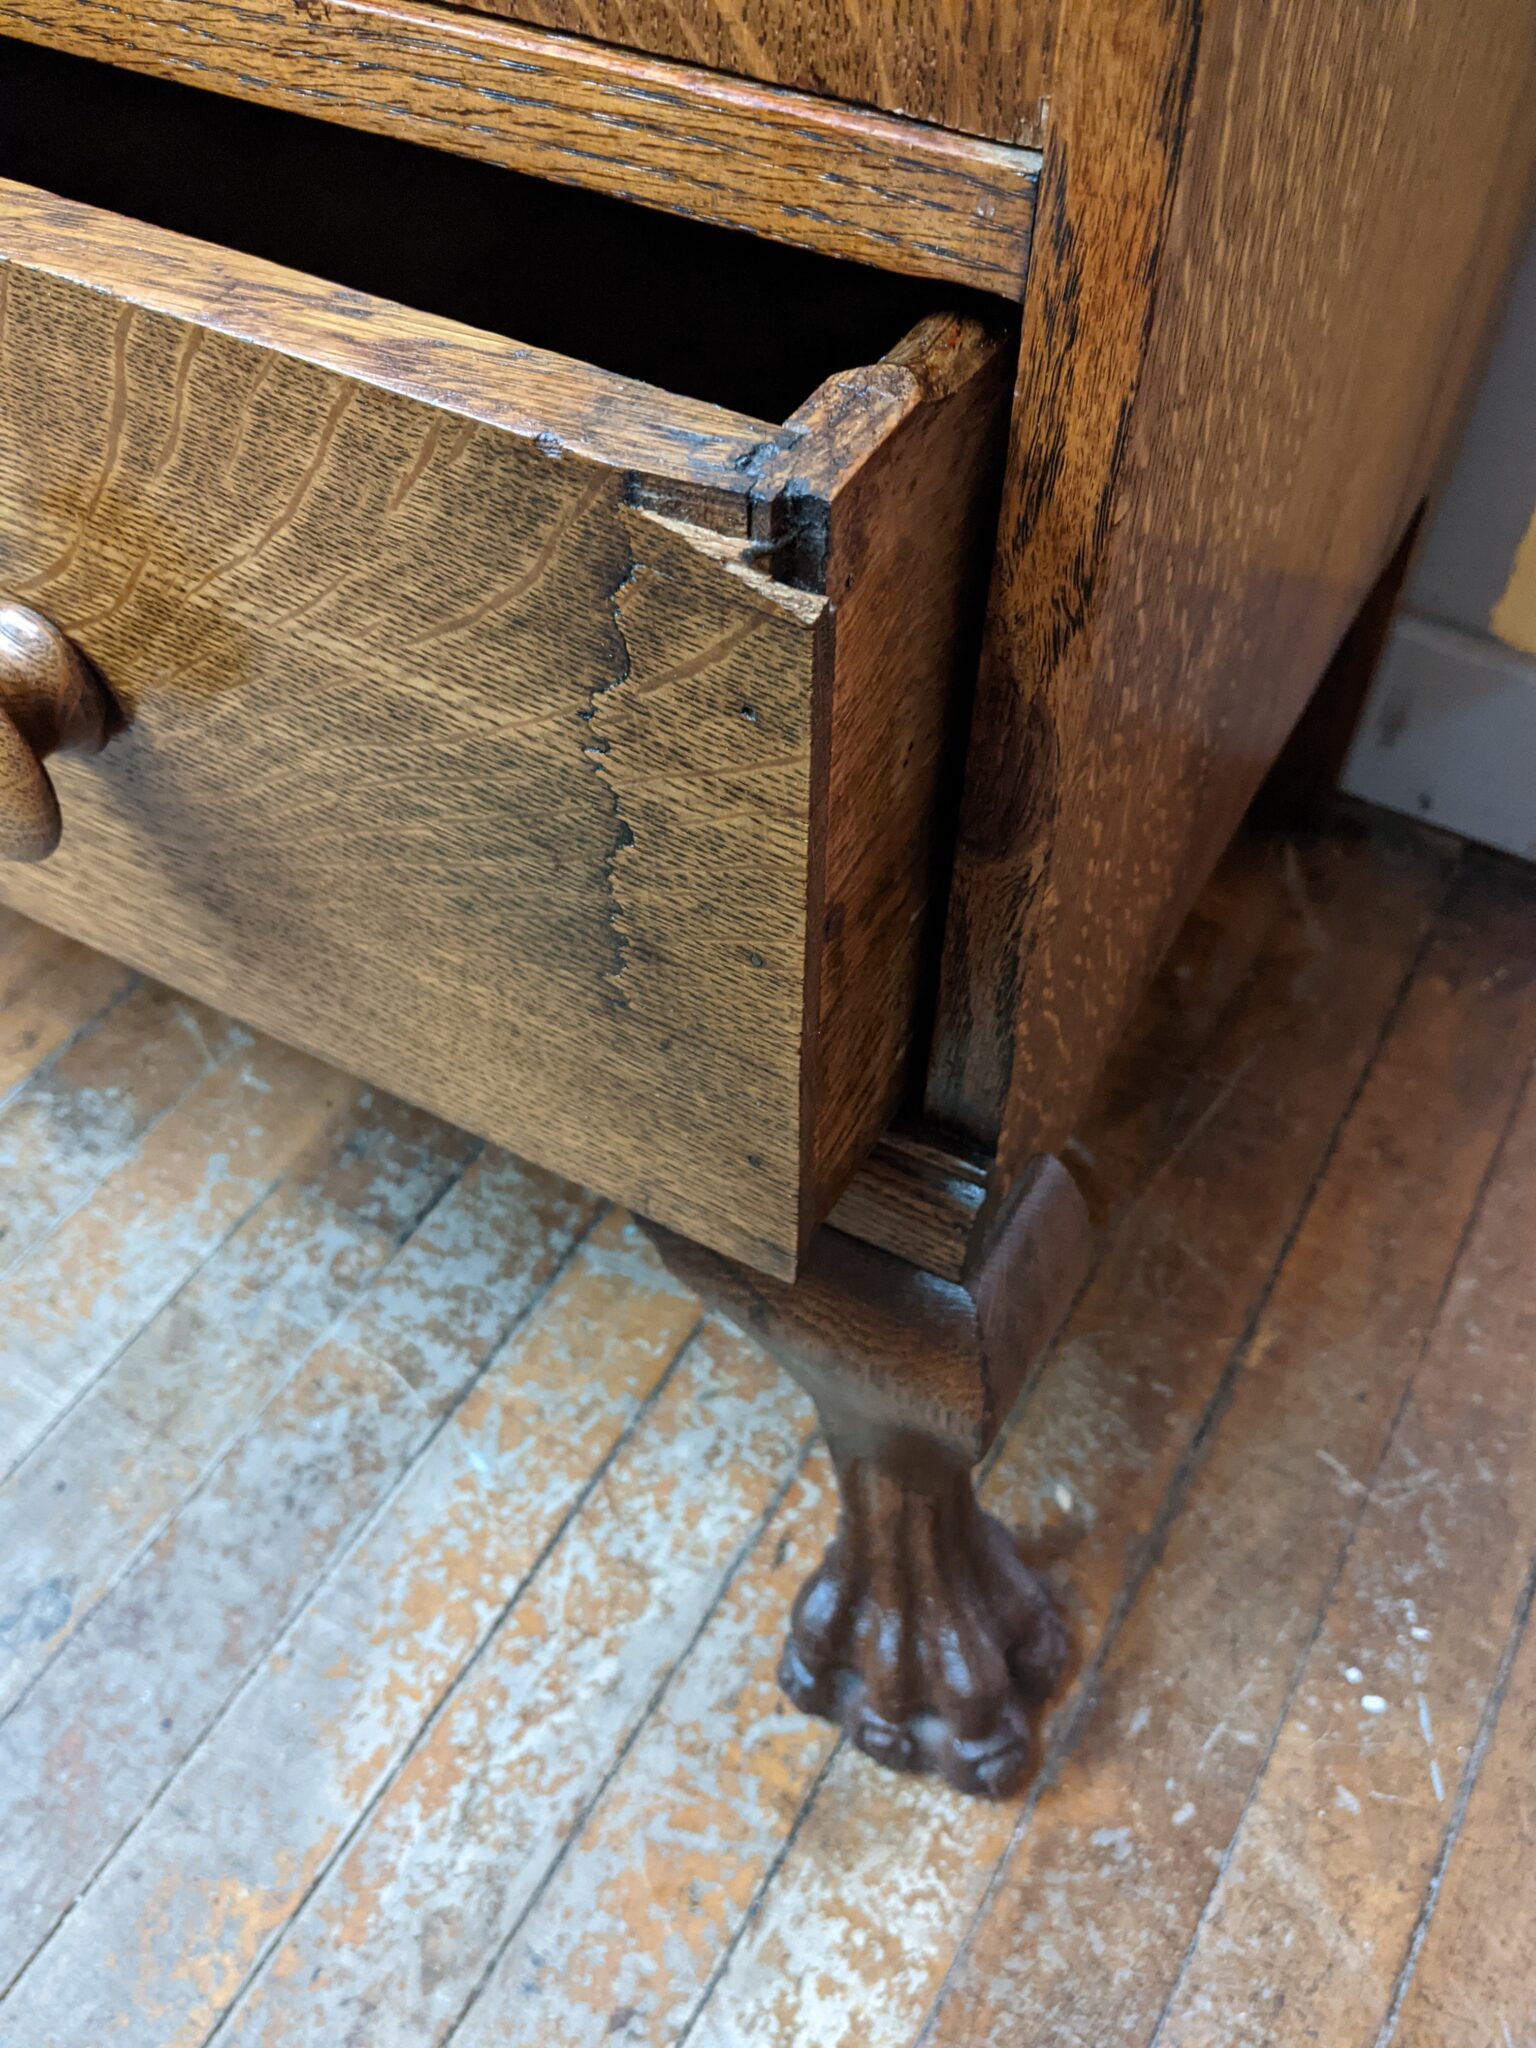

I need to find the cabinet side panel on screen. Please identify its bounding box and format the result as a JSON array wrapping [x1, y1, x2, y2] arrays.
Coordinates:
[[932, 0, 1536, 1186]]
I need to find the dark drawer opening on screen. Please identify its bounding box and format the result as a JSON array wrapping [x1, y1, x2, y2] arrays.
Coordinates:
[[0, 35, 1003, 424]]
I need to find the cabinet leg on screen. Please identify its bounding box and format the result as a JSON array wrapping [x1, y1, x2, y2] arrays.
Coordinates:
[[777, 1409, 1069, 1795], [643, 1153, 1090, 1797]]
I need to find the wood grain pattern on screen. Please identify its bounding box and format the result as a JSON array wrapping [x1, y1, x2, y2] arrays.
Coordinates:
[[0, 183, 1009, 1276], [825, 1127, 987, 1283], [449, 0, 1055, 145], [931, 0, 1536, 1184], [2, 0, 1042, 291], [0, 179, 771, 507], [927, 0, 1199, 1141]]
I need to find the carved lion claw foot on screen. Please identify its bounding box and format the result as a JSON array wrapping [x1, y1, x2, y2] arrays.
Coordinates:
[[639, 1155, 1091, 1800], [777, 1446, 1068, 1798]]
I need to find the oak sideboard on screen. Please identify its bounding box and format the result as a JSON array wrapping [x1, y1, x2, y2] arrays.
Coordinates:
[[1, 0, 1532, 1798]]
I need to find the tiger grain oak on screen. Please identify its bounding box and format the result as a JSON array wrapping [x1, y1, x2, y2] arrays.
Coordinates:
[[450, 0, 1056, 146], [0, 181, 1011, 1277]]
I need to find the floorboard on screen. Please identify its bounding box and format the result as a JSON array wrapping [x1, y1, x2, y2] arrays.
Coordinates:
[[0, 940, 135, 1106], [1389, 1549, 1536, 2048], [1155, 1063, 1536, 2048], [0, 1090, 476, 1722], [0, 984, 248, 1280], [0, 806, 1530, 2048], [0, 1038, 349, 1479], [922, 850, 1536, 2048]]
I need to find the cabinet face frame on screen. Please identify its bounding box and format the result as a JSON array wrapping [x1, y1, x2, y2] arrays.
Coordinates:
[[0, 0, 1042, 292]]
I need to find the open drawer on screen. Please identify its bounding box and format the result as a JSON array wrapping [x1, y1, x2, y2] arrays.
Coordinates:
[[0, 43, 1011, 1277]]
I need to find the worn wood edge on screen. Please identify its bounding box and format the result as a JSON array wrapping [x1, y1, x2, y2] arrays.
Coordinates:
[[744, 363, 916, 585], [748, 310, 1013, 581], [0, 177, 773, 520], [439, 0, 1057, 151], [884, 309, 1013, 401], [2, 0, 1041, 293], [825, 1126, 988, 1282]]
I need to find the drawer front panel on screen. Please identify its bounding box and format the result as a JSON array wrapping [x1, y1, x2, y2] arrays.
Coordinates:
[[0, 180, 1008, 1276], [0, 198, 828, 1274]]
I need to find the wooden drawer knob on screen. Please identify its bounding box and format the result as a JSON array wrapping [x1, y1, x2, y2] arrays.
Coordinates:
[[0, 602, 121, 863]]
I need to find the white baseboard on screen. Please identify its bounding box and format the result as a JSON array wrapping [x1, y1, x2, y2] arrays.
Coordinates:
[[1342, 615, 1536, 861]]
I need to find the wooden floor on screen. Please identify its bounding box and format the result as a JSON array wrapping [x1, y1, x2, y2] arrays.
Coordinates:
[[0, 802, 1532, 2048]]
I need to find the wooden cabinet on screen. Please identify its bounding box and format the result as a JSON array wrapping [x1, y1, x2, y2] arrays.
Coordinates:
[[1, 0, 1532, 1799]]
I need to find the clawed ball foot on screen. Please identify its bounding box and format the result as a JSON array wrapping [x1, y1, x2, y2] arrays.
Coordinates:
[[637, 1158, 1092, 1803], [777, 1449, 1068, 1798]]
